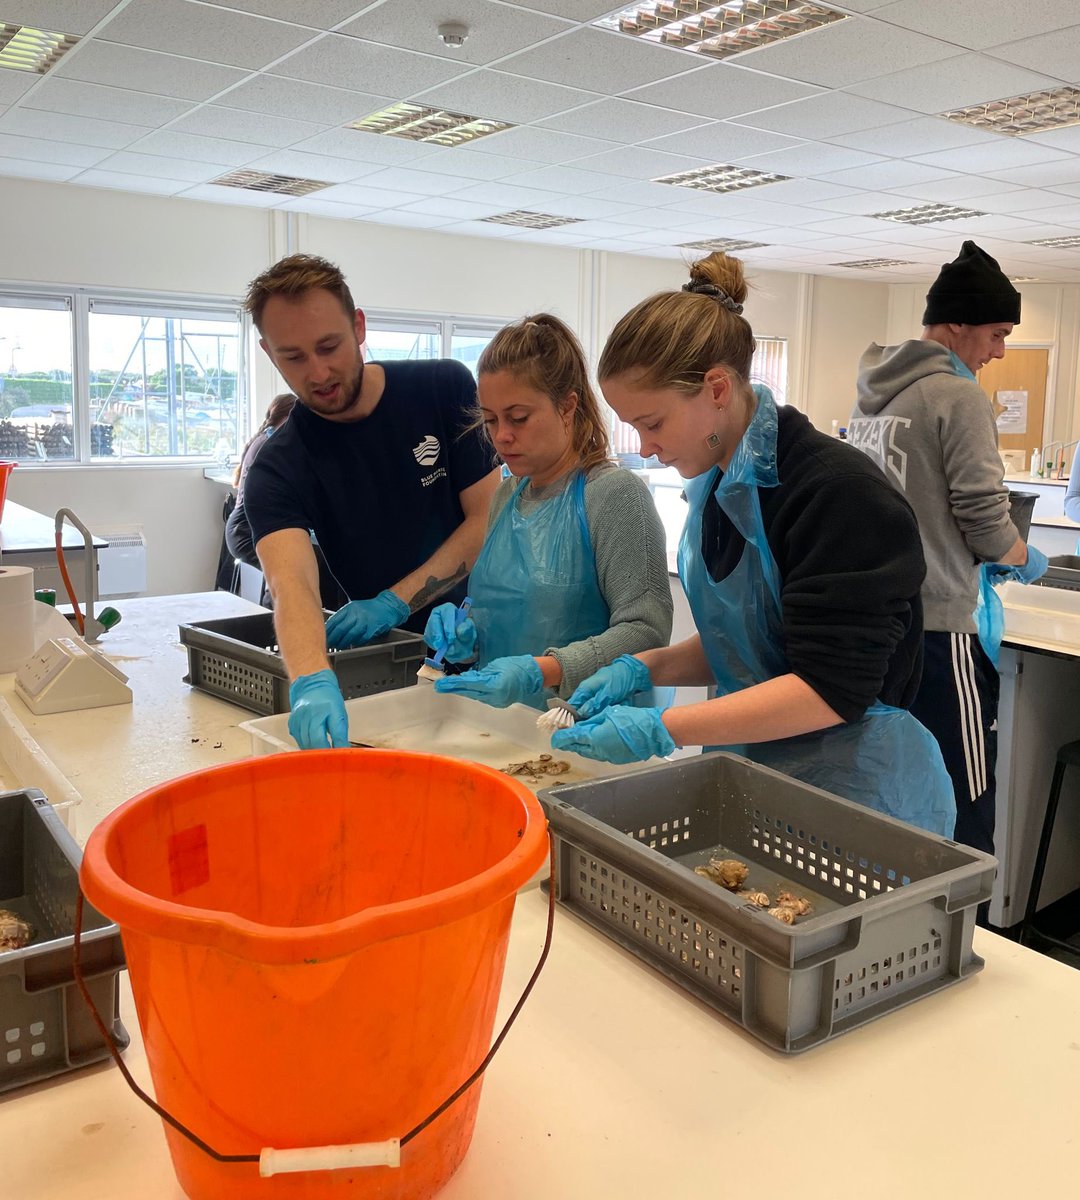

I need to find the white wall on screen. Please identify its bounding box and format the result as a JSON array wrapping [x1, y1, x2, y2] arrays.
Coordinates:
[[3, 174, 908, 598]]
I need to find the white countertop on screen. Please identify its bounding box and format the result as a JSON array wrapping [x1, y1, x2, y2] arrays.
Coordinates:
[[1, 593, 1079, 1200], [0, 500, 108, 555]]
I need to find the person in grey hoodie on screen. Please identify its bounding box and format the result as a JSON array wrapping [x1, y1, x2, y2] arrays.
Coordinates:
[[848, 241, 1047, 864]]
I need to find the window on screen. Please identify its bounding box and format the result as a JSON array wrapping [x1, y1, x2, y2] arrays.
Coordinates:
[[607, 336, 789, 467], [362, 314, 502, 377], [0, 286, 246, 464]]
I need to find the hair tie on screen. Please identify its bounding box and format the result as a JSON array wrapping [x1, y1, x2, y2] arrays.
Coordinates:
[[682, 280, 743, 315]]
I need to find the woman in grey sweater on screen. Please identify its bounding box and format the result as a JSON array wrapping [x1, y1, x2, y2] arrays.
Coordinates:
[[427, 313, 673, 709]]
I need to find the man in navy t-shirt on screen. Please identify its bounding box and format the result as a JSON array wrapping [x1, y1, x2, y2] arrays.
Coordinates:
[[243, 253, 500, 750]]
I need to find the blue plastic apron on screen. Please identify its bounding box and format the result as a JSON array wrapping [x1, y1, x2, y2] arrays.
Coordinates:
[[468, 472, 611, 709], [677, 386, 956, 837]]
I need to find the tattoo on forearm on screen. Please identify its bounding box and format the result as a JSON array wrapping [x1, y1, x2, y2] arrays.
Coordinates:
[[409, 563, 467, 611]]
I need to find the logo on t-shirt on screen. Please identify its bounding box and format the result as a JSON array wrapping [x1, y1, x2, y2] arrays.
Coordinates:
[[413, 435, 441, 467]]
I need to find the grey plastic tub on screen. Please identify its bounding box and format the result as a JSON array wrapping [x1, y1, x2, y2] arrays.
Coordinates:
[[179, 612, 427, 716], [0, 788, 127, 1093], [539, 753, 996, 1054]]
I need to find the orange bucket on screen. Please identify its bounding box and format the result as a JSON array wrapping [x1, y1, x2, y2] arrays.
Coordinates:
[[0, 460, 14, 522], [80, 750, 549, 1200]]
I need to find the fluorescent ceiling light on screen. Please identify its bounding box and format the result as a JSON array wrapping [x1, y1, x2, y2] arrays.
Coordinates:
[[212, 170, 330, 198], [595, 1, 847, 61], [942, 86, 1080, 137], [481, 210, 584, 230], [835, 258, 915, 268], [1008, 275, 1040, 282], [679, 237, 770, 251], [1027, 235, 1080, 248], [654, 163, 790, 193], [348, 102, 513, 147], [869, 203, 987, 226], [0, 23, 79, 73]]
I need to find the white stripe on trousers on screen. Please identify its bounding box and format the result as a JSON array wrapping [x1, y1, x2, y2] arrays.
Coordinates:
[[949, 632, 986, 803]]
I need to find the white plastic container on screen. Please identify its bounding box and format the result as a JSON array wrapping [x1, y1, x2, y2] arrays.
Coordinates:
[[241, 688, 645, 788]]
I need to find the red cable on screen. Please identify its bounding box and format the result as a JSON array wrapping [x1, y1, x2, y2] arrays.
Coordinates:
[[54, 530, 85, 635]]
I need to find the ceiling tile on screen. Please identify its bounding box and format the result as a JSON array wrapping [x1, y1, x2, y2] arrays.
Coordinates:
[[275, 197, 379, 218], [911, 140, 1073, 173], [732, 91, 917, 139], [485, 0, 619, 17], [0, 107, 149, 150], [810, 190, 924, 215], [1012, 204, 1080, 228], [510, 163, 621, 195], [315, 182, 431, 206], [524, 194, 641, 220], [195, 0, 374, 27], [571, 144, 711, 181], [966, 188, 1078, 214], [74, 168, 188, 195], [741, 178, 859, 205], [0, 72, 35, 106], [1022, 125, 1080, 155], [358, 165, 480, 195], [500, 27, 701, 93], [170, 106, 328, 148], [338, 0, 573, 66], [435, 218, 524, 238], [0, 132, 109, 166], [23, 78, 193, 126], [411, 68, 599, 124], [178, 182, 284, 207], [846, 54, 1060, 114], [97, 151, 224, 182], [733, 17, 960, 88], [813, 161, 960, 189], [442, 180, 581, 207], [829, 116, 1000, 156], [12, 0, 120, 35], [244, 148, 380, 182], [876, 0, 1080, 48], [214, 76, 391, 125], [538, 98, 708, 144], [984, 160, 1080, 188], [642, 122, 804, 162], [1046, 181, 1080, 199], [53, 41, 251, 102], [413, 148, 529, 181], [984, 17, 1080, 78], [400, 196, 506, 219], [290, 127, 447, 166], [98, 0, 317, 69], [132, 129, 266, 167], [885, 175, 1025, 202], [741, 143, 884, 176], [271, 33, 471, 95], [364, 210, 457, 229], [623, 62, 821, 121], [652, 189, 769, 217], [465, 126, 621, 164], [584, 179, 697, 206], [0, 156, 82, 182]]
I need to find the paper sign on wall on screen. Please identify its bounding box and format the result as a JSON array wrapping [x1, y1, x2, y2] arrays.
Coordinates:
[[995, 389, 1028, 434]]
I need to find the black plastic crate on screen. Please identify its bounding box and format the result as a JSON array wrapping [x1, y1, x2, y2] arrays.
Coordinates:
[[0, 789, 127, 1093], [179, 612, 427, 716], [540, 753, 996, 1054]]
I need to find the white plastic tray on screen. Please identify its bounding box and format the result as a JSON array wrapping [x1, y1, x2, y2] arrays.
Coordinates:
[[241, 688, 644, 788]]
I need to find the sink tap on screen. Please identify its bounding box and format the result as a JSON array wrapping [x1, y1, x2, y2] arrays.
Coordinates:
[[1055, 440, 1080, 480]]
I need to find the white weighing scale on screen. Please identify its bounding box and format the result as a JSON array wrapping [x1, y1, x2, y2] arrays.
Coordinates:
[[15, 636, 132, 714]]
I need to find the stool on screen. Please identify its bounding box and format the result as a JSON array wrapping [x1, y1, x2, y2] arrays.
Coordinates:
[[1020, 739, 1080, 962]]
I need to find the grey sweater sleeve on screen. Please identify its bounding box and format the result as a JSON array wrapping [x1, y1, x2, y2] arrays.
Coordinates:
[[546, 467, 673, 697], [938, 379, 1019, 562]]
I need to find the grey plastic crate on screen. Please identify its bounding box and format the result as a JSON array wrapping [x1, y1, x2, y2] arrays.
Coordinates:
[[179, 612, 427, 716], [539, 753, 996, 1054], [1035, 554, 1080, 592], [0, 788, 127, 1093]]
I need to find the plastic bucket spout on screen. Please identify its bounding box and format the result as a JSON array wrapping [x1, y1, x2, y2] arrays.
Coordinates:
[[80, 750, 549, 1200], [0, 461, 14, 523]]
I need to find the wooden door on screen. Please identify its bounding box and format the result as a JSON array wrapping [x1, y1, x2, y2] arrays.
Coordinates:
[[976, 347, 1049, 472]]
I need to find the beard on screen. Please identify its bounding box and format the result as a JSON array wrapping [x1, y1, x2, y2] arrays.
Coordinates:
[[301, 357, 365, 419]]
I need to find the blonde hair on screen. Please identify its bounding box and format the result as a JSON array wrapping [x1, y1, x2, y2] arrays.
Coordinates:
[[244, 254, 356, 332], [598, 253, 756, 393], [478, 313, 611, 472]]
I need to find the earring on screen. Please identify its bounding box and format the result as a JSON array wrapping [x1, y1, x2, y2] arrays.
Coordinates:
[[706, 432, 722, 448]]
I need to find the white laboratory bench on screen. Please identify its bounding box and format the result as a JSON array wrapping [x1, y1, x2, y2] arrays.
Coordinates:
[[0, 592, 1078, 1199], [0, 500, 107, 607]]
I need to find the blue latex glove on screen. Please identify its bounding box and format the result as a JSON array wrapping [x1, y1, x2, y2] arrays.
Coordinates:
[[433, 655, 543, 708], [423, 602, 478, 664], [566, 654, 653, 719], [288, 669, 349, 750], [984, 545, 1049, 586], [551, 705, 675, 765], [325, 589, 410, 650]]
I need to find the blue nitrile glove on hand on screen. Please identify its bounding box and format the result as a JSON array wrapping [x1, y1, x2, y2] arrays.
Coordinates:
[[551, 705, 675, 765], [433, 654, 543, 708], [985, 545, 1049, 586], [288, 669, 349, 750], [566, 654, 653, 719], [325, 589, 410, 650], [423, 602, 478, 664]]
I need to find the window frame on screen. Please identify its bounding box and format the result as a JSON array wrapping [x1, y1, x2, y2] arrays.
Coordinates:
[[0, 281, 249, 467], [361, 308, 507, 371]]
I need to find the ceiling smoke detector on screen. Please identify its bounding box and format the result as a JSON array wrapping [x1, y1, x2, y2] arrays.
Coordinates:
[[438, 22, 469, 48]]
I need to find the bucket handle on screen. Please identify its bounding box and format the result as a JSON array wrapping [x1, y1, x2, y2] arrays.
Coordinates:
[[73, 828, 557, 1176]]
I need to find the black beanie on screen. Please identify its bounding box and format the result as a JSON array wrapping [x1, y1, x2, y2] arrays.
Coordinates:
[[922, 240, 1021, 326]]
